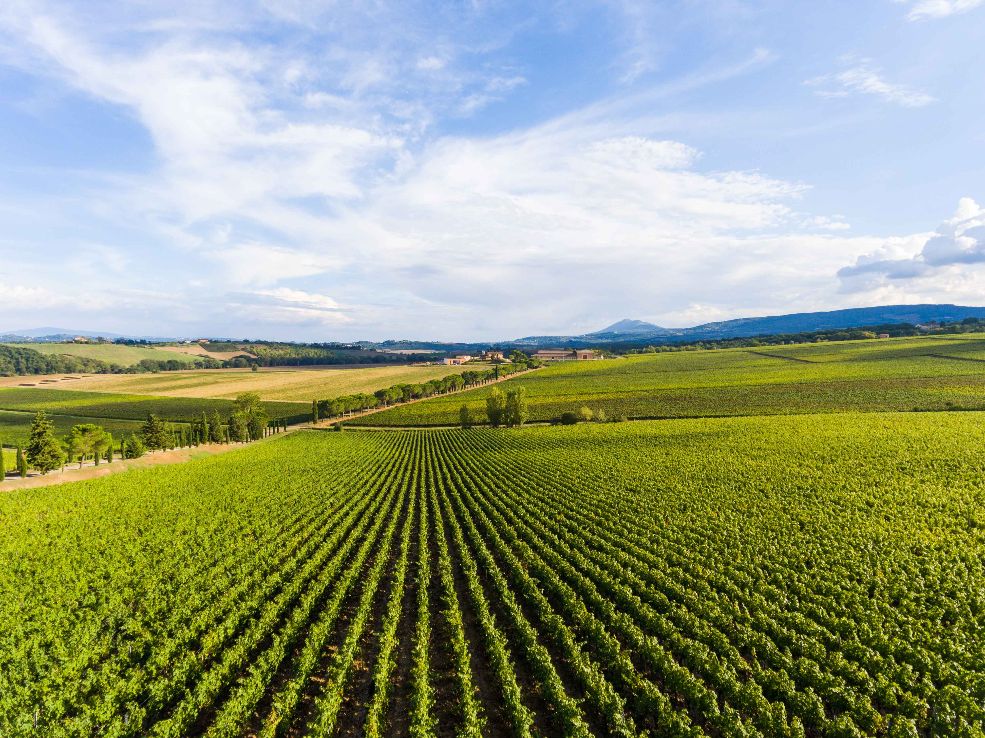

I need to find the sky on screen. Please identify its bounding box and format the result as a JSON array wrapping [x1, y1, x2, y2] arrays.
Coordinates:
[[1, 1, 984, 341]]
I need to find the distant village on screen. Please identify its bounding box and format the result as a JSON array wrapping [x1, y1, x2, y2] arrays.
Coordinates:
[[441, 348, 601, 366]]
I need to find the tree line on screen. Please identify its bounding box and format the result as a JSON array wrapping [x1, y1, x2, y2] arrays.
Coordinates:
[[0, 344, 225, 377], [0, 393, 282, 481], [310, 359, 539, 423]]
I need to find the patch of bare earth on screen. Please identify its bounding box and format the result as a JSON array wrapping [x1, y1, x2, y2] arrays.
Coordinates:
[[0, 442, 251, 491]]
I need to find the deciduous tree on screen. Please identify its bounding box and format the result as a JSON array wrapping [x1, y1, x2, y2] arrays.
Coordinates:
[[504, 386, 529, 427], [66, 424, 112, 468], [485, 386, 505, 427]]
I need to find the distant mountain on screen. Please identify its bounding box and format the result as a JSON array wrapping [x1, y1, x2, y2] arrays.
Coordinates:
[[513, 304, 985, 347], [0, 327, 183, 343], [2, 327, 128, 342], [589, 318, 667, 336]]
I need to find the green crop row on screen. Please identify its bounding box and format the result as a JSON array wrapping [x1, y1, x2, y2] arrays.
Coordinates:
[[0, 410, 144, 449], [0, 387, 309, 423], [351, 336, 985, 426], [1, 413, 982, 735]]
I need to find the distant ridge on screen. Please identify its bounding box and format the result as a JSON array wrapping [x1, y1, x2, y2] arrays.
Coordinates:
[[590, 318, 667, 336], [513, 304, 985, 347], [1, 327, 178, 342]]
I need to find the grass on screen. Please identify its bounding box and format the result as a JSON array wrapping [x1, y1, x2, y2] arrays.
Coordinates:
[[1, 414, 982, 734], [0, 387, 309, 422], [352, 334, 985, 425], [25, 362, 495, 401], [4, 342, 198, 365]]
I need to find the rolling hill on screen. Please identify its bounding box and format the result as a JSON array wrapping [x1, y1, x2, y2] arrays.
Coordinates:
[[514, 303, 985, 346]]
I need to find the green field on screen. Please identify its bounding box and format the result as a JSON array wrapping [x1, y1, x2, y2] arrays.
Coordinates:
[[0, 387, 309, 423], [0, 410, 144, 449], [52, 362, 494, 401], [3, 342, 198, 366], [351, 335, 985, 425], [1, 414, 982, 735]]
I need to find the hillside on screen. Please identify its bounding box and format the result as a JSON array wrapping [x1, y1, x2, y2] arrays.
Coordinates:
[[353, 333, 985, 426], [514, 303, 985, 346], [3, 342, 198, 366]]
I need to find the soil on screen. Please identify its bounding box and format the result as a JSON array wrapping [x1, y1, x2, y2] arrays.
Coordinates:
[[0, 441, 251, 491]]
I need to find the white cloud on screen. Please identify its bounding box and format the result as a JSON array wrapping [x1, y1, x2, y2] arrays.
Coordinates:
[[416, 56, 446, 71], [206, 244, 343, 286], [0, 286, 78, 310], [237, 288, 351, 325], [0, 1, 977, 340], [839, 198, 985, 289], [806, 59, 935, 108], [456, 75, 527, 116], [897, 0, 984, 20]]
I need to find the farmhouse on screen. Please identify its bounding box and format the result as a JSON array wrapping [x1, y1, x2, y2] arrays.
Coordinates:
[[878, 333, 890, 339], [482, 350, 506, 361], [533, 348, 600, 361], [442, 355, 473, 366]]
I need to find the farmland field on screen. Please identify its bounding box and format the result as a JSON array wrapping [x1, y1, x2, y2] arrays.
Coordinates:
[[0, 387, 308, 423], [0, 409, 143, 448], [1, 413, 982, 735], [351, 335, 985, 426], [23, 362, 494, 402], [2, 342, 198, 366]]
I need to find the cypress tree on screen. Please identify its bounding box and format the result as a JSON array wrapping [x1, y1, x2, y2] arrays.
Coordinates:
[[209, 410, 224, 443], [25, 411, 65, 474], [312, 400, 319, 424], [16, 446, 28, 478], [0, 440, 5, 482], [140, 414, 168, 451]]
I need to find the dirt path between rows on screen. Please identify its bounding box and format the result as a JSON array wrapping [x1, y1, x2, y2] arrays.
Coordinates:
[[0, 441, 262, 491]]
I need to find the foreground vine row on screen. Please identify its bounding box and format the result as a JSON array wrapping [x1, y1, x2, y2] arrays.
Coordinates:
[[1, 413, 982, 736]]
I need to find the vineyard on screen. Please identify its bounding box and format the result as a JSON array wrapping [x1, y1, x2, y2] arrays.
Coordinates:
[[351, 335, 985, 426], [0, 409, 144, 447], [0, 388, 308, 423], [2, 413, 983, 736], [38, 363, 496, 402]]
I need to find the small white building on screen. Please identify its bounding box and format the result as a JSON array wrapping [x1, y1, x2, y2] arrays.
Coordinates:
[[533, 348, 601, 361]]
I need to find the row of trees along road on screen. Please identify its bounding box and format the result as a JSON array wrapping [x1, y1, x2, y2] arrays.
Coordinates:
[[311, 355, 541, 422], [1, 393, 281, 481]]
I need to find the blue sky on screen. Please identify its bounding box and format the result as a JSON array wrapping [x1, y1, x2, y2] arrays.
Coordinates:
[[1, 0, 984, 341]]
